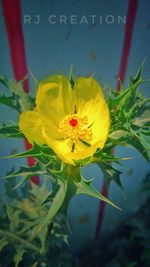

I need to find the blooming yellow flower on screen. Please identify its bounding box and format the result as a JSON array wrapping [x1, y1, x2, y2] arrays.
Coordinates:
[[19, 75, 110, 164]]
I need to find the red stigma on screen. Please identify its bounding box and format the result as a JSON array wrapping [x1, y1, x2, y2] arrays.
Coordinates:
[[69, 118, 78, 127]]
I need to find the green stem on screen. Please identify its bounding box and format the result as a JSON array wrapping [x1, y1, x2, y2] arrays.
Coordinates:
[[0, 229, 41, 253]]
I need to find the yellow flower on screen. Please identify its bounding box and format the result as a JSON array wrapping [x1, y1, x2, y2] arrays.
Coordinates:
[[19, 75, 110, 164]]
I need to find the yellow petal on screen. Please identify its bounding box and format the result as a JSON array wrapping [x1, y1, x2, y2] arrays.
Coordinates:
[[68, 140, 98, 161], [74, 76, 110, 149], [19, 111, 46, 145], [42, 129, 73, 164], [91, 101, 110, 148], [73, 76, 104, 120], [36, 75, 73, 127], [39, 113, 64, 140], [43, 129, 98, 164]]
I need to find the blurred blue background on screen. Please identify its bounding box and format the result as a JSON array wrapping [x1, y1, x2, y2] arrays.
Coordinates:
[[0, 0, 150, 251]]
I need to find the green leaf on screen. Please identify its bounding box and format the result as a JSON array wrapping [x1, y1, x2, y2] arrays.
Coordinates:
[[93, 150, 130, 164], [60, 175, 77, 217], [4, 143, 59, 173], [108, 80, 142, 111], [2, 164, 46, 179], [0, 237, 8, 252], [0, 229, 40, 253], [0, 75, 9, 88], [43, 178, 67, 223], [129, 61, 144, 86], [124, 133, 150, 163], [29, 178, 52, 206], [30, 177, 67, 243], [5, 204, 20, 231], [139, 130, 150, 150], [109, 127, 150, 164], [0, 95, 20, 111], [132, 116, 150, 127], [12, 176, 32, 190], [5, 143, 55, 158], [0, 124, 23, 138], [98, 162, 123, 191], [75, 174, 121, 210], [108, 130, 130, 146], [14, 248, 25, 267], [1, 164, 47, 189], [0, 76, 35, 111], [108, 64, 149, 139]]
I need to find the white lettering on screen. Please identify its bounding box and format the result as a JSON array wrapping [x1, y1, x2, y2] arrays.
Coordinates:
[[106, 15, 115, 24], [89, 15, 97, 24], [60, 15, 67, 24], [80, 15, 88, 24], [24, 15, 31, 24], [118, 15, 126, 24], [48, 15, 56, 24], [70, 15, 77, 24], [34, 15, 40, 24], [99, 15, 102, 24]]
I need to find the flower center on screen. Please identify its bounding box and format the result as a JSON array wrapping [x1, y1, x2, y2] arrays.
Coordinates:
[[59, 114, 92, 143], [69, 118, 78, 127]]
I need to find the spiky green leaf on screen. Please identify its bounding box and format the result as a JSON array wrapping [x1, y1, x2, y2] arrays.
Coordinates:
[[1, 164, 47, 189], [75, 175, 121, 210], [98, 162, 123, 191], [0, 124, 23, 138], [0, 95, 20, 111]]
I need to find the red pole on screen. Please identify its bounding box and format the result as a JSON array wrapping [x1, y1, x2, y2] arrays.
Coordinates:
[[2, 0, 40, 185], [117, 0, 138, 92], [95, 0, 138, 239]]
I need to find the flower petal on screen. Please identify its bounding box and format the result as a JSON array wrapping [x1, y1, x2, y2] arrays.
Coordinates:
[[74, 76, 110, 148], [69, 140, 98, 161], [91, 101, 110, 148], [42, 130, 73, 164], [43, 129, 98, 164], [36, 75, 73, 127], [39, 113, 64, 140], [19, 111, 46, 145]]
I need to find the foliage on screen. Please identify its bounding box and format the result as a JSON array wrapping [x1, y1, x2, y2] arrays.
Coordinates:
[[78, 171, 150, 267], [0, 175, 69, 267], [0, 65, 150, 265], [0, 171, 149, 267]]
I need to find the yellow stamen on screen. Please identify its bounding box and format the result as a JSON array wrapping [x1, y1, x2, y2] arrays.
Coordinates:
[[59, 114, 92, 143]]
